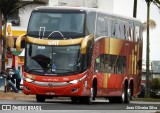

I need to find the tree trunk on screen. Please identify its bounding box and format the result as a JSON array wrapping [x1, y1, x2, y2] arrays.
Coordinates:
[[2, 22, 7, 71], [145, 0, 151, 98], [0, 10, 2, 72], [0, 10, 2, 35]]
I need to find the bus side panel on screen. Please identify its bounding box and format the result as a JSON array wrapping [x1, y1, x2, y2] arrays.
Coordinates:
[[108, 38, 126, 96], [93, 38, 142, 97]]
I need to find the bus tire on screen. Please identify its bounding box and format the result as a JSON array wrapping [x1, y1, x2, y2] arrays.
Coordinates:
[[116, 84, 130, 103], [36, 95, 45, 102], [108, 97, 117, 103], [86, 87, 93, 104], [70, 97, 79, 102], [124, 88, 130, 103], [130, 83, 134, 100], [82, 85, 95, 104], [121, 85, 130, 103]]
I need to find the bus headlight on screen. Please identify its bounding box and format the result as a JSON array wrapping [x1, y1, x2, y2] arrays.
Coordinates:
[[69, 75, 87, 84], [69, 80, 79, 84], [25, 78, 34, 83]]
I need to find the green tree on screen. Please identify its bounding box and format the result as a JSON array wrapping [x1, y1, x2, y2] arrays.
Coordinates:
[[0, 0, 47, 71], [150, 78, 160, 98]]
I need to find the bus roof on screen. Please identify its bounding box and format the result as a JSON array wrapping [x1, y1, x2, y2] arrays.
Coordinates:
[[33, 6, 141, 23]]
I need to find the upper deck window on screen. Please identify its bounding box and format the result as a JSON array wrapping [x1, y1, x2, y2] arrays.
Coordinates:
[[27, 12, 85, 39]]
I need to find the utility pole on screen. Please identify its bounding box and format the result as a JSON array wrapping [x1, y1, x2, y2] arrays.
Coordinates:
[[133, 0, 137, 18], [145, 0, 152, 97]]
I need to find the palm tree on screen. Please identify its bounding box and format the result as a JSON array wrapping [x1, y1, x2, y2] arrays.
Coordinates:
[[133, 0, 160, 97], [143, 19, 156, 97], [143, 19, 157, 31], [153, 0, 160, 9], [0, 0, 47, 71], [144, 0, 160, 97]]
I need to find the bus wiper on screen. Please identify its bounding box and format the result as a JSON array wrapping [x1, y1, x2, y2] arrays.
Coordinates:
[[27, 69, 42, 73], [54, 68, 76, 74]]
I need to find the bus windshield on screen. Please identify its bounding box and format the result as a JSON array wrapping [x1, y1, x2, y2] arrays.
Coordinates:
[[25, 43, 82, 76], [27, 12, 85, 39]]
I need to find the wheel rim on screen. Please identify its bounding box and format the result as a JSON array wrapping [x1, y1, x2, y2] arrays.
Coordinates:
[[127, 88, 131, 102], [122, 92, 125, 102], [90, 87, 93, 101]]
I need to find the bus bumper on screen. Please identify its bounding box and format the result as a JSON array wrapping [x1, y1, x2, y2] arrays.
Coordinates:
[[23, 80, 89, 96]]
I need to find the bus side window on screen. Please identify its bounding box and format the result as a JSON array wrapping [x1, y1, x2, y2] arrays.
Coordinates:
[[105, 17, 108, 37], [135, 26, 140, 42], [129, 22, 135, 41], [107, 18, 112, 37], [111, 19, 116, 38], [120, 22, 125, 39], [86, 11, 96, 35], [125, 23, 130, 40], [115, 21, 120, 38], [96, 16, 105, 37], [95, 57, 100, 72]]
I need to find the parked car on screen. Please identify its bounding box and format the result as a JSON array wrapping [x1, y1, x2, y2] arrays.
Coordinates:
[[150, 89, 160, 98], [150, 78, 160, 98]]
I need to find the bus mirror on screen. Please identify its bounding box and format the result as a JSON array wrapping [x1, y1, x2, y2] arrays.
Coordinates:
[[16, 34, 26, 52], [29, 45, 32, 57]]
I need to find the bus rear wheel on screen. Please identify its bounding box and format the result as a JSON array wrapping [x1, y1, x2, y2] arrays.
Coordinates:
[[36, 95, 46, 102], [119, 85, 130, 103], [109, 86, 130, 103]]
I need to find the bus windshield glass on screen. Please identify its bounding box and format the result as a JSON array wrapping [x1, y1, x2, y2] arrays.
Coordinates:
[[25, 43, 82, 75], [27, 12, 85, 38]]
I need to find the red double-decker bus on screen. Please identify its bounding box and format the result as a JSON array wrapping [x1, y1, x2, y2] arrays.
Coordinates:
[[16, 6, 143, 104]]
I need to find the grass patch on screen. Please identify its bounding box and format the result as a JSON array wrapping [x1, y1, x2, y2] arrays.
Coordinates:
[[133, 97, 160, 102]]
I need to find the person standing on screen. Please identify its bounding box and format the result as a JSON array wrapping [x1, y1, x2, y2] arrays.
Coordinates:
[[12, 66, 21, 90]]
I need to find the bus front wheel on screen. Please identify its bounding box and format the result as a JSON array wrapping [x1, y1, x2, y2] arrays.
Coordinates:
[[79, 87, 94, 104], [70, 97, 79, 102]]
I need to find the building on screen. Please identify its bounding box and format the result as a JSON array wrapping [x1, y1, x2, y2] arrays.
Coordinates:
[[151, 61, 160, 79], [142, 60, 160, 84]]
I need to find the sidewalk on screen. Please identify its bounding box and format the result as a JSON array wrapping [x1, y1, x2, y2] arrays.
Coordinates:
[[0, 78, 35, 100], [0, 90, 35, 100]]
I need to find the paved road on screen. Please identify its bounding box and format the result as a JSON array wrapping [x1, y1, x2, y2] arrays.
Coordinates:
[[0, 99, 159, 113]]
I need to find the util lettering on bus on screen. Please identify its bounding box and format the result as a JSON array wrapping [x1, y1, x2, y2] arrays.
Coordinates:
[[48, 40, 59, 45]]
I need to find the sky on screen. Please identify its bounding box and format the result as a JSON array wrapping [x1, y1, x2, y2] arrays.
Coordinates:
[[113, 0, 160, 61]]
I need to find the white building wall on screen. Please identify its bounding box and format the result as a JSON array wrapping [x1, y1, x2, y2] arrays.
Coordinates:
[[19, 6, 35, 29], [49, 0, 59, 6], [97, 0, 113, 12]]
